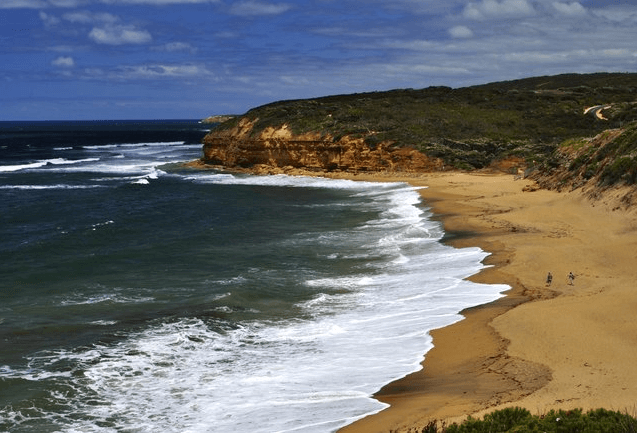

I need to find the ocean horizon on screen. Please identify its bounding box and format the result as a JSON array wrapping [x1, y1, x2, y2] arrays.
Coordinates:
[[0, 120, 508, 432]]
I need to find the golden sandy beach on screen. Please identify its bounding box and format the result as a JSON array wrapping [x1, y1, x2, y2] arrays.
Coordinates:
[[330, 171, 637, 432], [187, 161, 637, 431]]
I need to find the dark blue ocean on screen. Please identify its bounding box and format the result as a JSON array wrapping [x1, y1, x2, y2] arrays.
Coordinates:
[[0, 120, 507, 433]]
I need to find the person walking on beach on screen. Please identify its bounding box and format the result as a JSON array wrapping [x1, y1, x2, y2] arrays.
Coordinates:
[[546, 272, 553, 286], [568, 272, 575, 285]]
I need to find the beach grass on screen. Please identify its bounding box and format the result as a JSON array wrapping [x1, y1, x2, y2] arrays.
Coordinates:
[[399, 407, 637, 433]]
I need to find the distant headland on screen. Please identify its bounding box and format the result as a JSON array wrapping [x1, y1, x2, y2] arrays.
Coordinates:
[[198, 72, 636, 202], [200, 115, 238, 124]]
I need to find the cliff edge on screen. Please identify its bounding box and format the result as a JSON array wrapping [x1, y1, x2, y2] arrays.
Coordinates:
[[202, 117, 443, 174], [199, 73, 636, 192]]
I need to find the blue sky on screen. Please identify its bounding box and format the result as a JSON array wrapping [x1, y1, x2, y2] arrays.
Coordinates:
[[1, 0, 636, 120]]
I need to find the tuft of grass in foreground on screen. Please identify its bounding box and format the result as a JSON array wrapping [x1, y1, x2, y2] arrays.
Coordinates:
[[399, 407, 637, 433]]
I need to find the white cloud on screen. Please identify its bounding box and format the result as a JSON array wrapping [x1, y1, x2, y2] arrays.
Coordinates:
[[79, 63, 216, 81], [52, 56, 75, 66], [64, 11, 120, 23], [591, 6, 636, 23], [449, 25, 474, 38], [1, 0, 219, 6], [89, 24, 152, 44], [152, 42, 198, 53], [39, 11, 61, 25], [495, 47, 635, 64], [462, 5, 482, 20], [0, 0, 49, 8], [387, 1, 462, 16], [311, 26, 398, 39], [552, 1, 587, 16], [99, 0, 219, 3], [601, 48, 633, 58], [463, 0, 535, 20], [382, 39, 435, 51], [229, 0, 291, 16], [41, 9, 153, 46], [384, 63, 471, 76], [113, 64, 214, 79], [0, 0, 86, 7], [48, 0, 84, 6]]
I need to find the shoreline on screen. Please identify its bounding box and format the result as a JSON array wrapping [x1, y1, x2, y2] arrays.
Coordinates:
[[184, 162, 636, 431], [333, 171, 636, 432]]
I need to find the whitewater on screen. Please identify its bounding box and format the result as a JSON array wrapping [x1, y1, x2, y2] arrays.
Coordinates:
[[0, 121, 508, 432]]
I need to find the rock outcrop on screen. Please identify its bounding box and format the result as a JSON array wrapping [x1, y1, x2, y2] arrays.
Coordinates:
[[201, 115, 237, 124], [202, 118, 444, 174]]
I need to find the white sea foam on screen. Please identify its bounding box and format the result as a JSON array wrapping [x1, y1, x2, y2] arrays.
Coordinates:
[[81, 141, 185, 150], [0, 161, 49, 172], [185, 172, 399, 191], [82, 144, 119, 150], [90, 320, 118, 326], [91, 220, 114, 229], [4, 176, 508, 433], [41, 160, 173, 178], [0, 184, 104, 190], [0, 157, 100, 172], [60, 293, 155, 306], [2, 142, 198, 179]]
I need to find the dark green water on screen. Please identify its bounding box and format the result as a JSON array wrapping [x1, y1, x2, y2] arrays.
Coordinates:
[[0, 121, 506, 432]]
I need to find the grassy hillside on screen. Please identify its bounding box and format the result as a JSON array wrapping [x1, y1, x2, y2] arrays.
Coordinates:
[[212, 73, 636, 180], [532, 121, 637, 191]]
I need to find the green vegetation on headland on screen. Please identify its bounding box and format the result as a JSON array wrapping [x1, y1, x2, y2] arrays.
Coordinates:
[[210, 73, 636, 186], [535, 120, 637, 191], [407, 407, 637, 433]]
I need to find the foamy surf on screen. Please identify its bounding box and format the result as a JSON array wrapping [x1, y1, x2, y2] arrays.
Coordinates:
[[0, 157, 100, 172], [0, 121, 508, 433], [6, 176, 506, 433]]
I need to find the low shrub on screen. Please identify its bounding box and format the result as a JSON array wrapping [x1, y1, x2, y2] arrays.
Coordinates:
[[418, 407, 637, 433]]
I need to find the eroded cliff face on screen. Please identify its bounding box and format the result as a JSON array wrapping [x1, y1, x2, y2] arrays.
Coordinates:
[[202, 118, 443, 174]]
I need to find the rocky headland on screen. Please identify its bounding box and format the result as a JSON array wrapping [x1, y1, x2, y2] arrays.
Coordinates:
[[200, 72, 636, 199], [200, 115, 237, 124], [202, 117, 443, 175]]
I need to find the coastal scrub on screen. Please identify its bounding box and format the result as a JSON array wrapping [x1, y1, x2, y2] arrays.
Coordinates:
[[415, 407, 637, 433]]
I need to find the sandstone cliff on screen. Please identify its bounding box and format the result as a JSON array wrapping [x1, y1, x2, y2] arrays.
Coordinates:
[[199, 73, 636, 182], [202, 117, 444, 174]]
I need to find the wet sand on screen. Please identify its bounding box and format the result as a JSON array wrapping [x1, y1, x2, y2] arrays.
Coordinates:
[[333, 171, 636, 432]]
